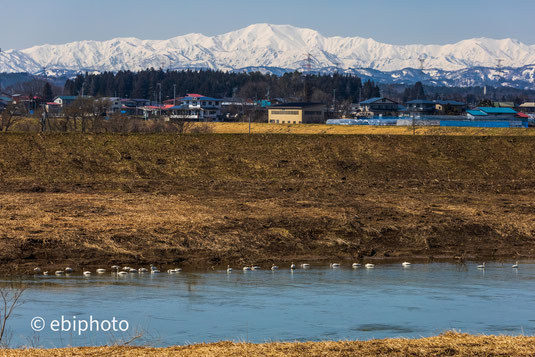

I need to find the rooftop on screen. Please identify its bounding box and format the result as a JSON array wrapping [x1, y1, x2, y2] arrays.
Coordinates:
[[478, 107, 517, 114], [434, 100, 465, 106], [405, 99, 436, 105], [269, 102, 325, 109]]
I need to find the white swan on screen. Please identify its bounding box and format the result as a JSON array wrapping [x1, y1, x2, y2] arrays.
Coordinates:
[[330, 263, 341, 268], [129, 268, 138, 273], [402, 262, 411, 267], [271, 265, 279, 270], [111, 265, 119, 270], [138, 268, 148, 273], [55, 270, 65, 275], [251, 266, 261, 271], [365, 263, 375, 269], [83, 270, 91, 276], [65, 267, 74, 273], [34, 267, 41, 273], [43, 271, 49, 276], [96, 269, 106, 274], [243, 266, 252, 271], [352, 263, 361, 268], [290, 263, 296, 270], [512, 261, 519, 269], [118, 271, 128, 276], [227, 265, 232, 272], [301, 263, 310, 268], [477, 262, 485, 269]]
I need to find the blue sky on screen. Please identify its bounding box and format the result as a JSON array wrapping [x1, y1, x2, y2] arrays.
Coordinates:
[[2, 0, 535, 49]]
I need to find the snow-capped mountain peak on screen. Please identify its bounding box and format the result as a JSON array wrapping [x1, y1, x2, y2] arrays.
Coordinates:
[[1, 24, 535, 88]]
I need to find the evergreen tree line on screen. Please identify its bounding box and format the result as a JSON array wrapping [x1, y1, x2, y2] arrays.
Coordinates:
[[63, 69, 377, 103]]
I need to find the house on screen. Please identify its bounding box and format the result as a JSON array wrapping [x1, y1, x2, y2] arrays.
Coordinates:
[[518, 102, 535, 114], [268, 103, 325, 124], [493, 102, 515, 108], [53, 96, 77, 108], [45, 102, 62, 114], [121, 98, 151, 115], [167, 94, 222, 121], [434, 100, 466, 114], [359, 97, 399, 115], [405, 99, 436, 115], [0, 95, 11, 111], [99, 97, 123, 114], [467, 107, 518, 120]]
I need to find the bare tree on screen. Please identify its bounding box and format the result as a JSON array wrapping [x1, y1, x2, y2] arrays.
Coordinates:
[[0, 102, 25, 132], [62, 97, 95, 132], [0, 283, 26, 348]]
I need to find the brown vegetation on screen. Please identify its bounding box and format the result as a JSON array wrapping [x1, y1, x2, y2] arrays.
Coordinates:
[[0, 133, 534, 274], [3, 332, 535, 356]]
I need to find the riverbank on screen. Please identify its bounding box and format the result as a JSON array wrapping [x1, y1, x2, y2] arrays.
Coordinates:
[[2, 333, 535, 356], [1, 133, 534, 274]]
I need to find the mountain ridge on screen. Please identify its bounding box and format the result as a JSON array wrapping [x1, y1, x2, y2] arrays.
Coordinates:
[[1, 24, 535, 89]]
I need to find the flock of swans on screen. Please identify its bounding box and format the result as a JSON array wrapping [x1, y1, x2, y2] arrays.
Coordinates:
[[33, 261, 521, 276]]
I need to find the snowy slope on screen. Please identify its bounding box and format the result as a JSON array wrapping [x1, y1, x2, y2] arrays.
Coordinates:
[[2, 24, 535, 88]]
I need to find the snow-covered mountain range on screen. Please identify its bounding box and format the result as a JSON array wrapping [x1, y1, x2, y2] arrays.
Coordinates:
[[1, 24, 535, 89]]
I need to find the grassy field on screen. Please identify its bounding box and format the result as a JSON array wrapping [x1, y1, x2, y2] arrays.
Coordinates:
[[204, 121, 535, 136], [0, 133, 534, 273], [3, 333, 535, 356], [11, 117, 535, 136]]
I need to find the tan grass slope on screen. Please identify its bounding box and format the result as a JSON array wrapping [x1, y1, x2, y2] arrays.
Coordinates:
[[2, 333, 535, 356], [1, 133, 535, 273]]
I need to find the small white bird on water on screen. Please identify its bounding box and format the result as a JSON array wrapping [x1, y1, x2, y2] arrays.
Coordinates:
[[65, 267, 74, 273], [43, 271, 49, 276], [83, 270, 91, 276], [365, 263, 375, 269], [243, 266, 251, 271], [251, 266, 261, 271], [227, 265, 232, 273], [301, 263, 310, 268], [352, 263, 361, 268], [96, 269, 106, 274], [477, 262, 486, 269], [271, 265, 279, 271], [402, 262, 411, 267], [138, 268, 148, 273], [330, 263, 340, 269], [55, 271, 65, 276], [34, 267, 41, 273], [512, 261, 519, 269], [290, 263, 296, 270]]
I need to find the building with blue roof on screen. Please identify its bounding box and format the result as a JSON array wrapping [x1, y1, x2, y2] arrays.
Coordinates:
[[53, 95, 78, 107], [434, 100, 466, 114], [360, 97, 399, 115], [466, 107, 519, 120], [405, 99, 436, 115], [167, 93, 222, 121]]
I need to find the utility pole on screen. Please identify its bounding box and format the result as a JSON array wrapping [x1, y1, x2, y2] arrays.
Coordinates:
[[333, 89, 336, 118], [157, 83, 162, 117]]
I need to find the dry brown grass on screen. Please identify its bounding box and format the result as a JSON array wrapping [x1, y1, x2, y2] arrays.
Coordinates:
[[2, 332, 535, 356], [1, 133, 535, 273], [1, 186, 534, 274], [201, 122, 535, 136]]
